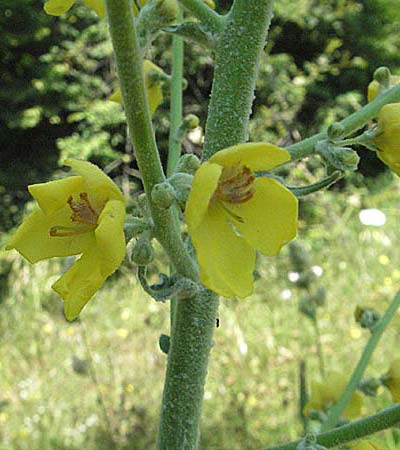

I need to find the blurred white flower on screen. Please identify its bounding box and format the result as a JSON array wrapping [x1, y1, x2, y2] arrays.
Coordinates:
[[359, 209, 386, 227], [311, 265, 323, 277], [281, 289, 292, 300], [288, 272, 300, 282]]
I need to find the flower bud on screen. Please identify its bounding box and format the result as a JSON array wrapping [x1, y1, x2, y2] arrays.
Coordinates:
[[327, 122, 345, 141], [203, 0, 216, 9], [151, 181, 176, 209], [373, 103, 400, 175], [354, 306, 381, 331], [168, 173, 193, 207], [316, 142, 359, 171], [127, 237, 154, 266], [139, 0, 179, 30], [368, 67, 400, 102], [174, 154, 201, 175]]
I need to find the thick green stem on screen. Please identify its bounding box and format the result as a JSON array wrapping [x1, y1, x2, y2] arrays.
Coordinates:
[[264, 404, 400, 450], [287, 84, 400, 160], [322, 289, 400, 431], [106, 0, 196, 280], [158, 1, 275, 448], [157, 290, 219, 450], [178, 0, 224, 33], [203, 0, 274, 159]]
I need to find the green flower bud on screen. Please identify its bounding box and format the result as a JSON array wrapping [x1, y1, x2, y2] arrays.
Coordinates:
[[373, 66, 391, 87], [316, 142, 360, 171], [312, 287, 326, 307], [354, 306, 381, 331], [169, 173, 193, 207], [327, 122, 345, 141], [174, 154, 201, 175], [139, 0, 179, 30], [127, 237, 154, 266], [151, 181, 176, 209]]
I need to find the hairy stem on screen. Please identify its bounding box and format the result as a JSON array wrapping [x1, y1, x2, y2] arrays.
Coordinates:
[[287, 84, 400, 160], [203, 0, 275, 159], [322, 289, 400, 431], [158, 1, 276, 448], [264, 404, 400, 450], [106, 0, 197, 280]]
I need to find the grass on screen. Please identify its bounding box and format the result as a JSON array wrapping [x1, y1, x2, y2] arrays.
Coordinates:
[[1, 173, 400, 450]]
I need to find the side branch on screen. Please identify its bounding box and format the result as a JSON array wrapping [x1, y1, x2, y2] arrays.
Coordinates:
[[287, 84, 400, 160], [265, 404, 400, 450]]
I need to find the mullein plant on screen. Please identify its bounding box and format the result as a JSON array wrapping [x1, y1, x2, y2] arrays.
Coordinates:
[[6, 1, 400, 449]]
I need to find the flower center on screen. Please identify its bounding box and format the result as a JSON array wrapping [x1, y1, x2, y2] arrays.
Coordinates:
[[215, 165, 255, 204], [50, 192, 101, 237]]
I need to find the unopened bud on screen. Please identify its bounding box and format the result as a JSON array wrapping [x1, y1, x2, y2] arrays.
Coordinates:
[[169, 173, 193, 207], [373, 67, 391, 86], [312, 287, 326, 307], [354, 306, 381, 331], [139, 0, 179, 30], [327, 122, 345, 141], [174, 154, 201, 175], [175, 114, 201, 143], [151, 181, 176, 209], [316, 142, 359, 171], [127, 237, 154, 266]]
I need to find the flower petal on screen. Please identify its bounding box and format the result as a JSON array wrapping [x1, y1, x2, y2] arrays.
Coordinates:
[[64, 159, 124, 203], [52, 201, 125, 321], [228, 177, 297, 256], [185, 162, 222, 231], [28, 176, 84, 215], [44, 0, 76, 15], [84, 0, 105, 17], [52, 248, 105, 321], [191, 204, 255, 298], [209, 143, 290, 172], [95, 200, 126, 275], [6, 208, 95, 263]]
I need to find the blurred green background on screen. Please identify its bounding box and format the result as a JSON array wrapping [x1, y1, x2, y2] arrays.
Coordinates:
[[1, 0, 400, 449]]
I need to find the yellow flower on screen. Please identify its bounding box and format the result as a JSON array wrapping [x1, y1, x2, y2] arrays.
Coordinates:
[[384, 359, 400, 402], [44, 0, 105, 17], [351, 440, 389, 450], [109, 60, 165, 116], [373, 103, 400, 175], [304, 372, 363, 419], [185, 143, 298, 298], [6, 160, 126, 321], [368, 75, 400, 102]]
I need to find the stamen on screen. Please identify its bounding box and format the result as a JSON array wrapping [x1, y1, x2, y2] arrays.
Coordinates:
[[49, 192, 101, 238], [215, 165, 256, 204], [49, 225, 92, 237]]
